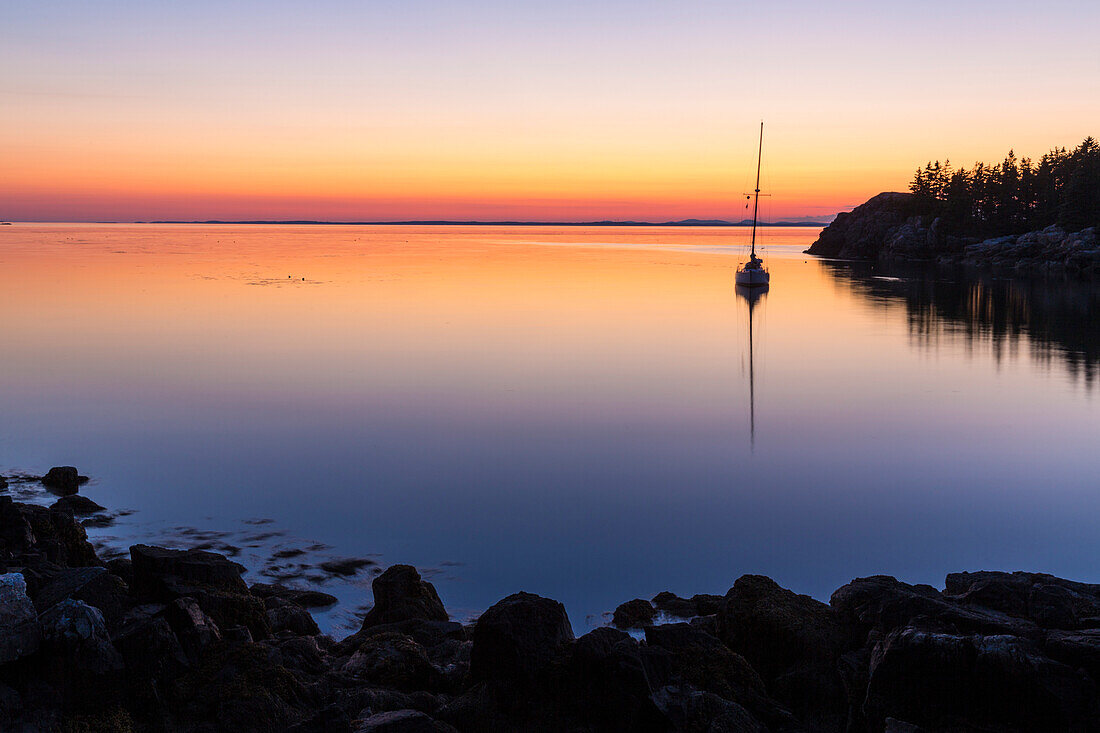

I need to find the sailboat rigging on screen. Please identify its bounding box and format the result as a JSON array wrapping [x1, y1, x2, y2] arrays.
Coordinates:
[[736, 122, 770, 288]]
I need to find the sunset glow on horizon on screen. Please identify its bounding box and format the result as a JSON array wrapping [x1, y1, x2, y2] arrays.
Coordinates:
[[4, 0, 1098, 222]]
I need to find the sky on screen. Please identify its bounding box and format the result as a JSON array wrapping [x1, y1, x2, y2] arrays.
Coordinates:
[[3, 0, 1098, 222]]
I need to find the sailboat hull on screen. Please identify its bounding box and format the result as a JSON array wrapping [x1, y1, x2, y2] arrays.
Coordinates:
[[735, 269, 770, 287]]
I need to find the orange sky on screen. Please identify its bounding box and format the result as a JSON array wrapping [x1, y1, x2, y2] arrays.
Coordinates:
[[3, 1, 1098, 222]]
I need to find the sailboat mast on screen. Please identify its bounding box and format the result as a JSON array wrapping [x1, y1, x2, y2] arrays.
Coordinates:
[[750, 121, 763, 257]]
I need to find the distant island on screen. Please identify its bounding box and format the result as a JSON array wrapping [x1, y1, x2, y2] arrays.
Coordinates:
[[141, 218, 833, 227], [807, 137, 1100, 277]]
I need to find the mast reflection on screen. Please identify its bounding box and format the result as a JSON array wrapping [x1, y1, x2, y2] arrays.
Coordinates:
[[736, 283, 768, 451]]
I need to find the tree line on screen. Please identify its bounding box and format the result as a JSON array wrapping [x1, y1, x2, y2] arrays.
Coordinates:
[[909, 137, 1100, 237]]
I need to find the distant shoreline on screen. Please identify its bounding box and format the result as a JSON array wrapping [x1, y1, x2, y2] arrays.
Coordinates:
[[135, 219, 832, 227]]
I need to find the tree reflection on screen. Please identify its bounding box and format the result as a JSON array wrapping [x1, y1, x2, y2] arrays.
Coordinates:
[[820, 260, 1100, 387]]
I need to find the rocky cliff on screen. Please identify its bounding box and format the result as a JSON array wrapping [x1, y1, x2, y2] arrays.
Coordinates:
[[808, 193, 1100, 277], [960, 225, 1100, 276], [806, 192, 925, 259]]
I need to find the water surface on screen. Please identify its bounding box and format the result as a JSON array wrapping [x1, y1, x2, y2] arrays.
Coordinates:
[[1, 224, 1097, 632]]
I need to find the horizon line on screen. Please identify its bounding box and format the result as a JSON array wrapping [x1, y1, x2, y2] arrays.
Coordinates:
[[2, 218, 834, 227]]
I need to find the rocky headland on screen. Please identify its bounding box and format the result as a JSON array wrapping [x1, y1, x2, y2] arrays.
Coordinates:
[[5, 468, 1100, 731], [807, 192, 1100, 278]]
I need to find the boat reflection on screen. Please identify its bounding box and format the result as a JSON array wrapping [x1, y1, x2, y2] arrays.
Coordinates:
[[818, 260, 1100, 388], [736, 283, 768, 451]]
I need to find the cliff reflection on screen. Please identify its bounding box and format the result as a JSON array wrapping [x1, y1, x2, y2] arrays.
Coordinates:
[[819, 260, 1100, 387]]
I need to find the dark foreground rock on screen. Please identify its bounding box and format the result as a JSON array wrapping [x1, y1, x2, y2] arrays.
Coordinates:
[[0, 495, 100, 568], [469, 591, 574, 685], [5, 477, 1100, 731], [0, 573, 40, 663], [807, 192, 1100, 277], [41, 466, 90, 495], [50, 494, 107, 515], [251, 582, 339, 609], [613, 597, 657, 629], [363, 564, 448, 628]]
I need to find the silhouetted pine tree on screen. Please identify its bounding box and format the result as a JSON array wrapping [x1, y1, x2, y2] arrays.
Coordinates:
[[1059, 137, 1100, 231], [908, 138, 1099, 237]]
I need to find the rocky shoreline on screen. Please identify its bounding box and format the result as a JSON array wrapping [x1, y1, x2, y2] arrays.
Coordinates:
[[807, 192, 1100, 278], [5, 468, 1100, 731]]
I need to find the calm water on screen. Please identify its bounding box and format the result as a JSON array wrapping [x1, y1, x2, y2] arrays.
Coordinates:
[[2, 224, 1098, 633]]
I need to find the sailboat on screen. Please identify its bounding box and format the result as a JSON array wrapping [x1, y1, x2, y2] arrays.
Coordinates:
[[735, 122, 770, 288]]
